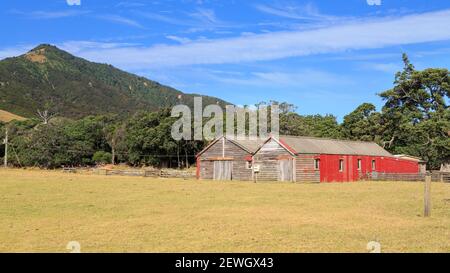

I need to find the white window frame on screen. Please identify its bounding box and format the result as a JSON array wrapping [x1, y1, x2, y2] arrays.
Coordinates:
[[339, 159, 344, 172], [246, 161, 253, 170], [314, 159, 320, 170]]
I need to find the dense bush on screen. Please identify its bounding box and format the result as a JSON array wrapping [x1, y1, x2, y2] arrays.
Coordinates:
[[92, 151, 112, 164]]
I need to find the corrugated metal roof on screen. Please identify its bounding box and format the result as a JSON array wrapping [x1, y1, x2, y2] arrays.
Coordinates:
[[394, 154, 424, 162], [278, 135, 392, 156], [196, 136, 266, 157], [230, 138, 266, 153]]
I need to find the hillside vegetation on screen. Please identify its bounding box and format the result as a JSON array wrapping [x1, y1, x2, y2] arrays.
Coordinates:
[[0, 44, 227, 118]]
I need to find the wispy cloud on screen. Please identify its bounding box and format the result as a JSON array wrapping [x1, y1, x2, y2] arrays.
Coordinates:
[[96, 14, 144, 28], [135, 11, 191, 26], [360, 62, 402, 73], [165, 35, 192, 44], [4, 9, 450, 71], [58, 41, 139, 54], [189, 8, 220, 24], [135, 8, 233, 32], [11, 9, 144, 29], [210, 70, 353, 87], [11, 9, 90, 19], [64, 9, 450, 69], [328, 52, 400, 61], [0, 45, 33, 60], [255, 2, 342, 22]]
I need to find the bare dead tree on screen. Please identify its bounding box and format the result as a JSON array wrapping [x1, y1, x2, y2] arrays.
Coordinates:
[[382, 135, 396, 149], [105, 124, 126, 165], [36, 108, 56, 125]]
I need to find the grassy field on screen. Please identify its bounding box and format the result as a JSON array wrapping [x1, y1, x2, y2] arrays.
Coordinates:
[[0, 169, 449, 253]]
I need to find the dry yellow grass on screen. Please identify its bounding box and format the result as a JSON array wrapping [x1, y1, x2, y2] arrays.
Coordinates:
[[0, 110, 26, 122], [0, 169, 449, 253]]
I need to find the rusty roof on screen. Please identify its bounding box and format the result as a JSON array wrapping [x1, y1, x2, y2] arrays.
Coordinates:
[[278, 135, 393, 156]]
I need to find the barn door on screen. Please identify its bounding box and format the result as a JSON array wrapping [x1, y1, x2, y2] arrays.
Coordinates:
[[213, 161, 232, 180], [279, 160, 293, 182]]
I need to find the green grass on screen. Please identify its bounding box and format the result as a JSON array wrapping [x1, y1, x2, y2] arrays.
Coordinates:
[[0, 169, 449, 253]]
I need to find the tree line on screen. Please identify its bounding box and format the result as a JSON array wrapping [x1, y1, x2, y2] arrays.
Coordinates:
[[0, 54, 448, 169]]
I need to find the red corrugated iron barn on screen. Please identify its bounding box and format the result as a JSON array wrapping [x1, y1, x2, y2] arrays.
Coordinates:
[[196, 135, 424, 182]]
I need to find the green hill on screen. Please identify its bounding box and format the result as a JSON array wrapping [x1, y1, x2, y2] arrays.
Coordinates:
[[0, 44, 228, 118]]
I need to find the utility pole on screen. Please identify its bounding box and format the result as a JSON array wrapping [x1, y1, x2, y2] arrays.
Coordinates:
[[3, 127, 8, 168]]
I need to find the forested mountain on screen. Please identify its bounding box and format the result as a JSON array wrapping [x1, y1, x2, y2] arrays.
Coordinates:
[[0, 44, 228, 118]]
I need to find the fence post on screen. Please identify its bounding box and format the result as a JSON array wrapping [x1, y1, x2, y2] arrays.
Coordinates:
[[424, 175, 431, 217]]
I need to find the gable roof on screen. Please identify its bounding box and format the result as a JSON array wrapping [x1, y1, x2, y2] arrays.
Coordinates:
[[230, 138, 266, 154], [278, 135, 393, 157], [196, 136, 266, 157]]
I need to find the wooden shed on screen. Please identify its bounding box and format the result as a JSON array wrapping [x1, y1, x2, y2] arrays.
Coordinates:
[[196, 136, 264, 181]]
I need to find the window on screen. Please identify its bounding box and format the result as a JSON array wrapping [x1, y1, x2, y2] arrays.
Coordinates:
[[314, 159, 320, 170], [246, 161, 253, 170], [357, 159, 362, 170], [372, 160, 376, 171], [339, 159, 344, 172]]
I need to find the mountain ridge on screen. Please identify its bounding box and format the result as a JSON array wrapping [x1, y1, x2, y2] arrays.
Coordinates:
[[0, 44, 229, 119]]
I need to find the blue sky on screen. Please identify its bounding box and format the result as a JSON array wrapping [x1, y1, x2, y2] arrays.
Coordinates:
[[1, 0, 450, 120]]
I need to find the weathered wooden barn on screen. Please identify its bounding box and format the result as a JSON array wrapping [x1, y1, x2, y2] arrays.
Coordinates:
[[196, 136, 265, 181], [196, 135, 423, 182]]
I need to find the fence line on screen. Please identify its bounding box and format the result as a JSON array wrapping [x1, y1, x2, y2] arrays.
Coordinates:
[[96, 169, 196, 179], [363, 171, 449, 182]]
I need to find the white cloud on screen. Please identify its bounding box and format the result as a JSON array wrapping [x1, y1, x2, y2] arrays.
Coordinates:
[[11, 10, 89, 19], [96, 14, 144, 28], [210, 70, 353, 88], [256, 3, 341, 21], [135, 9, 234, 32], [4, 9, 450, 71], [64, 9, 450, 69], [58, 41, 138, 53], [66, 0, 81, 6], [360, 62, 402, 73], [190, 8, 219, 24], [0, 45, 33, 60], [166, 35, 192, 44]]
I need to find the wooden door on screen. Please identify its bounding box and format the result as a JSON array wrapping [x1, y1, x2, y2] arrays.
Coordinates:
[[278, 160, 293, 182], [213, 161, 232, 180]]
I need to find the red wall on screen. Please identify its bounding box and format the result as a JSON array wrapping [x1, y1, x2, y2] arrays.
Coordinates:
[[319, 154, 419, 183]]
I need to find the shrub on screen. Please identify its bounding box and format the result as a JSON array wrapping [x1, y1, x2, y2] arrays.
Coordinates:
[[92, 151, 112, 164]]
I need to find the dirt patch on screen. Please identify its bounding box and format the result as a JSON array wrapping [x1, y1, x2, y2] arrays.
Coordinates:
[[24, 49, 47, 63], [0, 109, 26, 122]]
